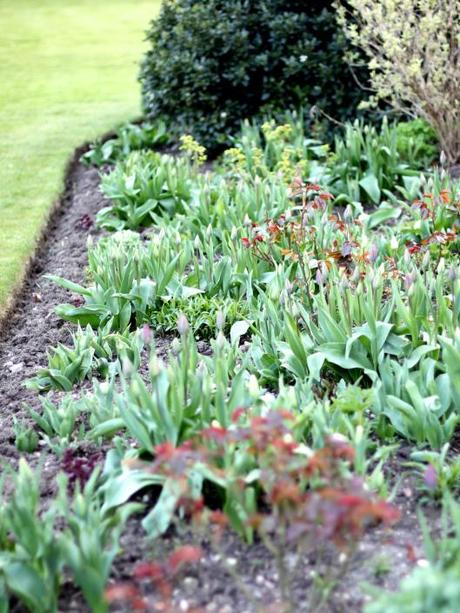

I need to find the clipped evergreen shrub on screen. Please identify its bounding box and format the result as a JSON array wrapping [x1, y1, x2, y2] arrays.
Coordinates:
[[140, 0, 370, 149]]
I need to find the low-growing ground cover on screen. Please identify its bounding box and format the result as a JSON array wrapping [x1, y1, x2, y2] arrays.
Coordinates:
[[0, 0, 160, 318], [0, 114, 459, 611]]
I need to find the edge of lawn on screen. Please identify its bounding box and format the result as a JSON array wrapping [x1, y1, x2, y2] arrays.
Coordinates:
[[0, 0, 161, 330], [0, 121, 134, 333]]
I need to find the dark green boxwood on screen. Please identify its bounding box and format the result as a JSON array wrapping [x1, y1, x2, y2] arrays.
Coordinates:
[[140, 0, 370, 150]]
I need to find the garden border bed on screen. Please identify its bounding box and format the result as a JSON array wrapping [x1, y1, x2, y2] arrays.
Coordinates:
[[0, 152, 434, 612]]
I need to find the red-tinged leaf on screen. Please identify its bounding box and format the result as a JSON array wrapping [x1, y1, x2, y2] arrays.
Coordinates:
[[201, 426, 227, 442], [336, 493, 369, 508], [440, 189, 450, 204], [407, 242, 421, 255], [105, 582, 140, 602], [231, 407, 247, 423], [370, 501, 400, 525], [247, 513, 264, 529], [132, 597, 148, 611], [168, 546, 202, 573], [154, 442, 176, 460], [406, 543, 418, 563], [178, 496, 205, 519], [209, 510, 229, 526], [272, 485, 303, 506], [133, 562, 163, 580]]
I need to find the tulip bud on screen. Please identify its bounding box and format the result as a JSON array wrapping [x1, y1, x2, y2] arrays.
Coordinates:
[[216, 331, 226, 350], [424, 464, 438, 490], [422, 251, 431, 270], [368, 243, 379, 263], [122, 358, 134, 378], [171, 337, 181, 355], [403, 272, 416, 290], [351, 267, 361, 285], [328, 432, 349, 445], [149, 356, 164, 377], [448, 267, 458, 283], [177, 313, 189, 336], [339, 276, 350, 292], [216, 310, 225, 331], [141, 324, 153, 345], [372, 272, 380, 291], [315, 269, 324, 285], [99, 381, 110, 394], [248, 374, 260, 397]]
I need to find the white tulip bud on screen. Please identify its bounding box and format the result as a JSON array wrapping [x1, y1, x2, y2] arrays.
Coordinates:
[[177, 313, 189, 336]]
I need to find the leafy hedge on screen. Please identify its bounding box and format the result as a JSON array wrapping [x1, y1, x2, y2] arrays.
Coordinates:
[[140, 0, 370, 149]]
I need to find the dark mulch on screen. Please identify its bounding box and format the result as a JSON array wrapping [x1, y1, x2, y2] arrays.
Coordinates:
[[0, 162, 432, 612]]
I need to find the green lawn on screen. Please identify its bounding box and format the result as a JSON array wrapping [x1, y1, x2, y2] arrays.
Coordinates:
[[0, 0, 160, 316]]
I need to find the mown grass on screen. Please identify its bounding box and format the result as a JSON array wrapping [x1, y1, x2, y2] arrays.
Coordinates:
[[0, 0, 160, 316]]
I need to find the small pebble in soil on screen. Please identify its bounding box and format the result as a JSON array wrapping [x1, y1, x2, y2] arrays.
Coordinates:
[[183, 576, 199, 594], [417, 558, 429, 567]]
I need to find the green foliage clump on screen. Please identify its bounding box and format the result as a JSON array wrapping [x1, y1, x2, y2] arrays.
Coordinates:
[[328, 119, 422, 205], [221, 115, 434, 206], [368, 565, 460, 613], [152, 295, 249, 340], [395, 119, 439, 169], [25, 325, 143, 392], [367, 498, 460, 613], [98, 151, 194, 230], [0, 461, 138, 613], [81, 120, 170, 167], [140, 0, 369, 149]]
